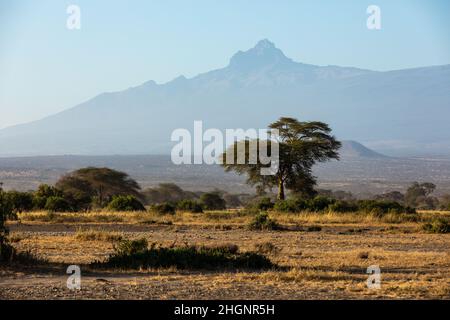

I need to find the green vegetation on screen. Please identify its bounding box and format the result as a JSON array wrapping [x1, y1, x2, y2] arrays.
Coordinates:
[[56, 167, 142, 208], [93, 238, 275, 270], [405, 182, 439, 210], [271, 196, 415, 215], [253, 197, 275, 211], [3, 191, 33, 213], [222, 117, 341, 200], [44, 196, 71, 212], [0, 186, 43, 264], [247, 212, 280, 231], [107, 195, 146, 212], [142, 183, 197, 204], [151, 202, 176, 215], [0, 188, 14, 261], [200, 192, 226, 210], [422, 218, 450, 234], [176, 199, 203, 213]]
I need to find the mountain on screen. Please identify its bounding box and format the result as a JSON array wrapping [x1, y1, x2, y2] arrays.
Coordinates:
[[340, 141, 388, 159], [1, 39, 449, 156]]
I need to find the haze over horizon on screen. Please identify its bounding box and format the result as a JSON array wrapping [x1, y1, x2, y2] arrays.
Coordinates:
[[1, 0, 449, 129], [0, 38, 449, 157]]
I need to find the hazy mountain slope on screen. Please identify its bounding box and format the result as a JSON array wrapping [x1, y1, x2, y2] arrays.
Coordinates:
[[0, 39, 449, 156], [340, 141, 388, 159]]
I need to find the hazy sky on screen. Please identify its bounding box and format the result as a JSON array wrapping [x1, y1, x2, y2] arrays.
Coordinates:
[[0, 0, 449, 129]]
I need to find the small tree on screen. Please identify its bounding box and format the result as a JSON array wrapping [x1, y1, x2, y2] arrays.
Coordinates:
[[405, 182, 437, 208], [200, 192, 226, 210], [56, 167, 142, 208], [33, 184, 62, 210], [44, 196, 71, 212], [55, 175, 93, 211], [5, 191, 34, 213]]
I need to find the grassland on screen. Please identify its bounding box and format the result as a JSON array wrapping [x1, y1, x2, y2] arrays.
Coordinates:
[[0, 210, 449, 299]]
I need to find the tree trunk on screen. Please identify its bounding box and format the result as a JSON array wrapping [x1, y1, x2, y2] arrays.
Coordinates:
[[277, 177, 285, 200]]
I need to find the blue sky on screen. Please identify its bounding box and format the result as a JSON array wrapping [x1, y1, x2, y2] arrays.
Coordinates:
[[0, 0, 449, 129]]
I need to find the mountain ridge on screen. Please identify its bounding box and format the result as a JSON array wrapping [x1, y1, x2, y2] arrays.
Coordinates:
[[0, 40, 449, 156]]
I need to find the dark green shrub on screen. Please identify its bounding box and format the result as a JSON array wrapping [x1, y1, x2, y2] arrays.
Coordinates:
[[247, 212, 279, 231], [94, 239, 274, 270], [256, 197, 274, 211], [32, 196, 48, 210], [107, 195, 146, 212], [176, 199, 203, 213], [357, 200, 415, 215], [422, 219, 450, 234], [200, 192, 226, 210], [151, 202, 176, 215], [273, 200, 294, 212], [273, 198, 307, 213], [307, 196, 335, 212], [0, 191, 14, 262], [328, 200, 358, 213], [44, 196, 71, 212], [33, 184, 63, 210], [4, 191, 34, 213]]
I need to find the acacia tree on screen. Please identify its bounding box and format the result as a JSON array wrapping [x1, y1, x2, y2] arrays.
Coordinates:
[[56, 167, 142, 208], [222, 117, 341, 200]]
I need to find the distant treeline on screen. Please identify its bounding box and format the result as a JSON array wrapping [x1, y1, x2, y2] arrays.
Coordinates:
[[0, 166, 449, 215]]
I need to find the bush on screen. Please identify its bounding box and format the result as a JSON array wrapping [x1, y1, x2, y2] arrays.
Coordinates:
[[32, 196, 48, 210], [113, 238, 149, 256], [200, 192, 226, 210], [422, 219, 450, 234], [255, 197, 274, 211], [44, 196, 71, 212], [274, 200, 294, 212], [151, 202, 176, 215], [4, 191, 34, 213], [328, 200, 358, 213], [94, 239, 274, 270], [273, 198, 307, 213], [307, 196, 335, 212], [0, 191, 14, 262], [247, 212, 279, 231], [176, 199, 203, 213], [357, 200, 415, 215], [107, 195, 146, 212], [273, 196, 334, 213], [33, 184, 63, 210]]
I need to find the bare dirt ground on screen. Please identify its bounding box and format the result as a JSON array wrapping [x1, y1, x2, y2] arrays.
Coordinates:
[[1, 213, 449, 300]]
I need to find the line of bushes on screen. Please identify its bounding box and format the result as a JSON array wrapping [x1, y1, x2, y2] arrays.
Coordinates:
[[253, 196, 416, 215], [92, 238, 275, 270], [2, 186, 231, 215], [1, 189, 227, 215]]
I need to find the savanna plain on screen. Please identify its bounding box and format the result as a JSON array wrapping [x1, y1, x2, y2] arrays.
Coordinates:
[[1, 209, 449, 300]]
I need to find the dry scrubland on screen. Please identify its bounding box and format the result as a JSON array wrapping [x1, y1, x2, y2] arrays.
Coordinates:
[[0, 210, 449, 299]]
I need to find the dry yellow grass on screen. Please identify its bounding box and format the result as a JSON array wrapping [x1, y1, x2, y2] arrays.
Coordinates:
[[74, 228, 123, 242], [2, 209, 448, 299], [16, 209, 450, 226]]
